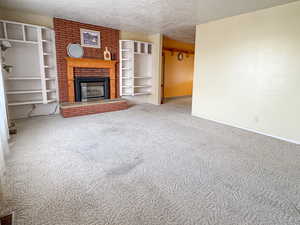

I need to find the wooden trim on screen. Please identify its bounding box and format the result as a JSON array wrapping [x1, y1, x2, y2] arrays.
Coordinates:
[[163, 47, 194, 55], [65, 57, 117, 102]]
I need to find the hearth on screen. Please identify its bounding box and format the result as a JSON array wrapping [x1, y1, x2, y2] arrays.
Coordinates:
[[61, 58, 124, 117], [75, 76, 109, 102]]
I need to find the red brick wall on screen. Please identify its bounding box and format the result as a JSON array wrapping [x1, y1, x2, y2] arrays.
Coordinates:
[[53, 18, 119, 102], [73, 68, 109, 77], [60, 100, 128, 118]]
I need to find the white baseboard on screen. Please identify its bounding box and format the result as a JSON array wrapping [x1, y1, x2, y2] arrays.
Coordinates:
[[193, 115, 300, 145]]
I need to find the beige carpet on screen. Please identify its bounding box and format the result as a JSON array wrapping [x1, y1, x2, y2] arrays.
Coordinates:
[[1, 97, 300, 225]]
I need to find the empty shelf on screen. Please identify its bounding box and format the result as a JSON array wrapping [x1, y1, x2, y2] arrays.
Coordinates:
[[122, 85, 151, 88], [134, 92, 151, 96], [8, 98, 57, 106], [0, 38, 38, 45], [47, 99, 57, 103], [134, 76, 152, 79], [46, 89, 56, 93], [6, 89, 56, 94], [122, 76, 151, 79], [6, 90, 42, 94], [45, 77, 56, 80], [8, 100, 43, 106], [6, 76, 41, 80], [134, 85, 152, 88]]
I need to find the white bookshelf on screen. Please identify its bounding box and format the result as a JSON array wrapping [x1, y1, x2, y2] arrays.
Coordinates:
[[0, 20, 59, 111], [119, 40, 153, 96]]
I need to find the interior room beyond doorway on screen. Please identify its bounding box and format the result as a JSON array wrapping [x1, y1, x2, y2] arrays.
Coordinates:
[[162, 37, 195, 102]]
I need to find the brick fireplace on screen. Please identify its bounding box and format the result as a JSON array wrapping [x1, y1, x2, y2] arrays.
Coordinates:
[[54, 18, 128, 117], [65, 57, 117, 102]]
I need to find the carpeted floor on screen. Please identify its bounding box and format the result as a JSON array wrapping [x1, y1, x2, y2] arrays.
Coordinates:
[[1, 97, 300, 225]]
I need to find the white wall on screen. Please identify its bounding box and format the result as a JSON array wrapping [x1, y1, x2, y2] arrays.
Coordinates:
[[192, 1, 300, 144]]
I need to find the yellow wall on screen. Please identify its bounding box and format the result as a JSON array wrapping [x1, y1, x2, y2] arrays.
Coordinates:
[[192, 1, 300, 143], [0, 7, 53, 28], [163, 37, 194, 98]]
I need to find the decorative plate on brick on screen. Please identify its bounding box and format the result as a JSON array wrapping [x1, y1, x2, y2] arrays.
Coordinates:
[[67, 43, 84, 58]]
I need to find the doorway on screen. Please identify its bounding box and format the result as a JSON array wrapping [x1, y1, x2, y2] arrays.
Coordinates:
[[161, 37, 195, 105]]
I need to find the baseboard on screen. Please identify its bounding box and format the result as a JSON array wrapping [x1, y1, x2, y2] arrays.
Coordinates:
[[193, 114, 300, 145], [164, 95, 192, 100]]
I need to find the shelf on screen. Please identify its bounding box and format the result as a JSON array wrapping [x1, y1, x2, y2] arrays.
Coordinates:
[[122, 76, 152, 79], [123, 85, 152, 88], [8, 98, 57, 106], [134, 92, 151, 96], [6, 76, 41, 80], [6, 89, 56, 95], [47, 99, 57, 103], [45, 77, 56, 81], [8, 100, 43, 106], [0, 38, 38, 45], [6, 76, 56, 81], [134, 76, 152, 79], [134, 85, 152, 88], [120, 40, 153, 97], [6, 89, 42, 94], [134, 52, 150, 55], [2, 20, 58, 111], [46, 89, 56, 93]]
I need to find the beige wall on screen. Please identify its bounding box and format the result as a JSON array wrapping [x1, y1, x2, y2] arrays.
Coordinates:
[[0, 7, 53, 28], [120, 31, 152, 43], [192, 1, 300, 143]]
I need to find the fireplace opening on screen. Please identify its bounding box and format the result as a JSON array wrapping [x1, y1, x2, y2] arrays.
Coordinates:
[[75, 77, 110, 102]]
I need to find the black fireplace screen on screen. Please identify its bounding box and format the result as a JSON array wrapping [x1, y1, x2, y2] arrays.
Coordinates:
[[75, 77, 109, 102]]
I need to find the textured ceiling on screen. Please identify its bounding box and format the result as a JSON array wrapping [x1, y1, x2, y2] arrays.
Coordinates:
[[0, 0, 298, 43]]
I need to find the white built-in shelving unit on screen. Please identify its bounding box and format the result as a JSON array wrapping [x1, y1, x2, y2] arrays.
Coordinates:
[[119, 40, 153, 96], [0, 20, 59, 110]]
